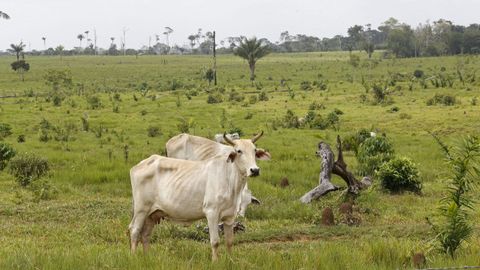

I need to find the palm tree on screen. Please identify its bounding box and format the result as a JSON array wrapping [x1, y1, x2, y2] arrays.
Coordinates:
[[8, 42, 26, 60], [110, 37, 115, 46], [164, 27, 173, 46], [234, 37, 270, 83], [0, 11, 10, 19], [42, 37, 47, 50], [77, 34, 85, 48]]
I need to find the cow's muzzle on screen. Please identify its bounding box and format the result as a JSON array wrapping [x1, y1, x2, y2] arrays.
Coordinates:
[[249, 168, 260, 177]]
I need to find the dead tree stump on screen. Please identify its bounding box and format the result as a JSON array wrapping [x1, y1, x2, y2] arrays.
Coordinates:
[[300, 135, 372, 203]]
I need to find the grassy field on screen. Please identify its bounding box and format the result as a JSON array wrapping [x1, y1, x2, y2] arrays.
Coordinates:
[[0, 51, 479, 269]]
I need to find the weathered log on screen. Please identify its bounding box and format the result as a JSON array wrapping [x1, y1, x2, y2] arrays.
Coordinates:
[[300, 135, 372, 203]]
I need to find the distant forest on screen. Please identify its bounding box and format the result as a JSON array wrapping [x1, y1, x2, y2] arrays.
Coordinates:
[[7, 18, 480, 58]]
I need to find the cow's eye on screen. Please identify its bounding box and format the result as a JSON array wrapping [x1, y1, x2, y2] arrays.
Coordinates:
[[237, 150, 242, 154]]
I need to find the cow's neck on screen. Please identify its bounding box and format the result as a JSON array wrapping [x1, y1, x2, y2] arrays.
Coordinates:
[[227, 162, 247, 196]]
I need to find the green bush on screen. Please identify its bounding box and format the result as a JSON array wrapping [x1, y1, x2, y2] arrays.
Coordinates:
[[0, 142, 16, 170], [86, 95, 102, 109], [31, 179, 58, 202], [378, 157, 421, 193], [258, 91, 269, 101], [356, 136, 395, 176], [249, 95, 258, 104], [300, 81, 312, 91], [9, 153, 50, 187], [0, 123, 13, 139], [413, 69, 424, 78], [228, 90, 245, 102], [207, 93, 223, 104], [343, 129, 371, 154], [426, 94, 457, 106], [147, 126, 162, 137], [282, 110, 300, 128]]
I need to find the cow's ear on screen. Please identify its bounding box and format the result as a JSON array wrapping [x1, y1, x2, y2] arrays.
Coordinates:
[[227, 151, 237, 163], [255, 149, 271, 160]]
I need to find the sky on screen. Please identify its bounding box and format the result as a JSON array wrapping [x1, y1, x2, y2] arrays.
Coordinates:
[[1, 0, 478, 51]]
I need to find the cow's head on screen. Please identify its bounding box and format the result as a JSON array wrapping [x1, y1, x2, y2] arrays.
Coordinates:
[[225, 131, 271, 177]]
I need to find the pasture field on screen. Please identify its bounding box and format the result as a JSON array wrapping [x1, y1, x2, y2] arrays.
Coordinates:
[[0, 52, 479, 269]]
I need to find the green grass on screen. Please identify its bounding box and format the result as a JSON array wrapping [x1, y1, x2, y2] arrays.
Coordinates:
[[1, 51, 480, 269]]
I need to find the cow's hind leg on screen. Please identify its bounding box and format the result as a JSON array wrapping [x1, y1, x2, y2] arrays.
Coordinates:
[[141, 210, 163, 252], [205, 211, 220, 261], [129, 211, 148, 253], [223, 217, 235, 255]]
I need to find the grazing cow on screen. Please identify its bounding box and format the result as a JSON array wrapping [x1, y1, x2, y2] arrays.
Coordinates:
[[128, 134, 271, 260], [166, 132, 267, 217], [214, 132, 240, 144]]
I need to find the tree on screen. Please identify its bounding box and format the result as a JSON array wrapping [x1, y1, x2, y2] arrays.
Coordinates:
[[0, 11, 10, 19], [188, 35, 196, 49], [234, 37, 270, 84], [164, 26, 173, 47], [55, 45, 64, 59], [77, 34, 85, 48], [347, 25, 364, 50], [11, 60, 30, 81], [463, 24, 480, 54], [8, 43, 26, 61], [42, 37, 46, 50], [387, 24, 416, 57]]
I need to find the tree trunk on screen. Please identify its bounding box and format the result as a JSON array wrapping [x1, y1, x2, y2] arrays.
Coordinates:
[[300, 135, 372, 203], [249, 62, 255, 85]]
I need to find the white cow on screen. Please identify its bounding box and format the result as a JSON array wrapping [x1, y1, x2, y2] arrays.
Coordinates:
[[214, 132, 240, 144], [128, 136, 271, 260], [166, 132, 267, 217]]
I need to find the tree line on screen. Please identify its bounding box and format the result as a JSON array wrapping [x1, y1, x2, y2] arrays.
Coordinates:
[[2, 14, 480, 58]]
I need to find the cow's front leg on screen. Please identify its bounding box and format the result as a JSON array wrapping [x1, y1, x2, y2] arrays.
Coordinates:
[[223, 217, 235, 254], [205, 211, 220, 261]]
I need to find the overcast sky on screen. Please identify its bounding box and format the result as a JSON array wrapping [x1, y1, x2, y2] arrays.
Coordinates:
[[1, 0, 478, 51]]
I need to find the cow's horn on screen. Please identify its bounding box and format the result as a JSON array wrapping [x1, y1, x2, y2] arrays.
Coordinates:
[[251, 131, 264, 143], [223, 132, 236, 146]]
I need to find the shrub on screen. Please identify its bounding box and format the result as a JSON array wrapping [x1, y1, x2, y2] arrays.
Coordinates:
[[31, 179, 58, 202], [356, 136, 395, 176], [309, 101, 325, 110], [426, 94, 457, 106], [17, 135, 26, 143], [228, 90, 245, 102], [207, 93, 223, 104], [310, 110, 341, 130], [413, 69, 424, 78], [177, 118, 196, 133], [282, 110, 300, 128], [371, 83, 392, 104], [9, 153, 50, 187], [343, 129, 371, 154], [228, 127, 244, 137], [147, 126, 162, 137], [0, 142, 16, 170], [378, 157, 421, 193], [258, 91, 269, 101], [248, 95, 258, 104], [300, 81, 312, 91], [387, 106, 400, 113], [86, 95, 102, 109], [0, 123, 13, 139], [313, 80, 328, 90], [430, 135, 480, 258]]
